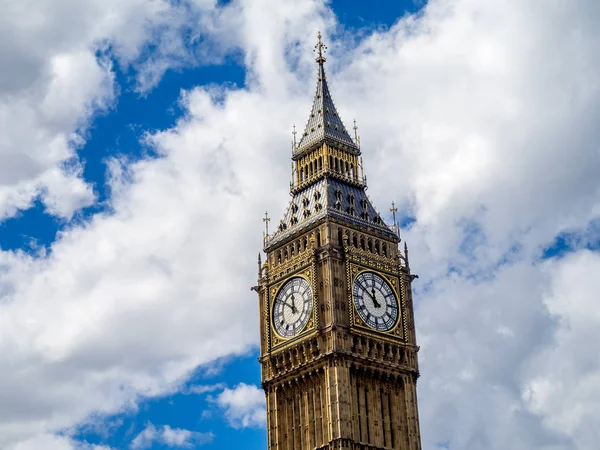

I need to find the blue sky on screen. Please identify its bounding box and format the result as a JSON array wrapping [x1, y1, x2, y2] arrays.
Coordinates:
[[2, 2, 426, 449], [1, 1, 600, 449]]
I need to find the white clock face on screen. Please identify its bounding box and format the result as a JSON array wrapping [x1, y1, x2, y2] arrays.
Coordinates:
[[353, 271, 399, 331], [273, 277, 313, 338]]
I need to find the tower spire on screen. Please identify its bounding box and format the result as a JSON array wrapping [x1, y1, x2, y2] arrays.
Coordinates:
[[294, 32, 358, 156]]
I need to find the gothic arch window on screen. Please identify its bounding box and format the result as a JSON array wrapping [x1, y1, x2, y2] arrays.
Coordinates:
[[296, 241, 301, 253], [277, 251, 282, 264], [335, 158, 339, 171], [290, 244, 295, 256], [353, 234, 358, 247], [284, 249, 288, 260], [317, 231, 321, 247], [329, 155, 333, 169], [382, 244, 387, 257], [303, 236, 308, 250], [375, 241, 380, 255], [319, 156, 322, 171], [367, 240, 373, 252], [360, 237, 365, 250], [338, 229, 343, 246]]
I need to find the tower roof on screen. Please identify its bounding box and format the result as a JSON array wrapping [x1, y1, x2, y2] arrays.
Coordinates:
[[265, 177, 397, 249], [294, 33, 359, 157], [264, 33, 397, 251]]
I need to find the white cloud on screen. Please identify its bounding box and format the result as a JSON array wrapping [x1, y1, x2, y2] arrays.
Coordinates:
[[215, 383, 266, 429], [130, 423, 213, 449], [520, 251, 600, 448], [0, 0, 238, 220], [185, 383, 226, 395], [10, 434, 111, 450], [0, 0, 599, 449]]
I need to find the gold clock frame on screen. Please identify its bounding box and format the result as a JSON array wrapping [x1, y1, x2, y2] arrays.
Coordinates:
[[267, 266, 318, 349], [347, 262, 407, 341]]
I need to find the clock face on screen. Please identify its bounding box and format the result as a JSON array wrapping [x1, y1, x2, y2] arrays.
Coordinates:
[[273, 277, 313, 338], [353, 271, 399, 332]]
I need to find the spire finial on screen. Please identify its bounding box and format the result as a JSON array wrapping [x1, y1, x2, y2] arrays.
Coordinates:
[[263, 211, 271, 243], [353, 119, 360, 147], [390, 201, 400, 239], [315, 31, 327, 65], [292, 124, 297, 148]]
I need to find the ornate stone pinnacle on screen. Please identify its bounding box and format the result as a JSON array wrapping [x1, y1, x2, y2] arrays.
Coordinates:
[[315, 31, 327, 65]]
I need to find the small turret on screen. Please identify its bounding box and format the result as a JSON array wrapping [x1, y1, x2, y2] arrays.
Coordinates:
[[257, 252, 262, 279]]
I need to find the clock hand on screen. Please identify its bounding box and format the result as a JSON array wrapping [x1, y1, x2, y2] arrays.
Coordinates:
[[283, 296, 297, 314], [365, 286, 381, 308]]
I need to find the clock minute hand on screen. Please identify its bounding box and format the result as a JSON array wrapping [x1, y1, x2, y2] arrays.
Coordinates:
[[364, 286, 381, 308], [284, 296, 297, 313]]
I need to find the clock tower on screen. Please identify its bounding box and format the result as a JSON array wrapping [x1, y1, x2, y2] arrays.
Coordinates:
[[255, 33, 422, 450]]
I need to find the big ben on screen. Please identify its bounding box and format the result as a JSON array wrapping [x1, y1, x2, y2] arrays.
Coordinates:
[[255, 33, 422, 450]]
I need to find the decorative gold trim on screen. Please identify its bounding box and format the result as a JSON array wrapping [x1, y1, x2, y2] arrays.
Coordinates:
[[347, 262, 405, 340], [270, 247, 314, 283], [345, 245, 400, 274], [268, 263, 318, 348]]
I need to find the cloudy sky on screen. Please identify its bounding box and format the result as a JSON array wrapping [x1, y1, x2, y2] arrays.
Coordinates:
[[1, 0, 599, 449]]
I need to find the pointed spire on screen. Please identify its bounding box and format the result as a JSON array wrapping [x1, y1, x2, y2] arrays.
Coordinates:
[[292, 124, 297, 149], [295, 32, 359, 155], [257, 253, 262, 279]]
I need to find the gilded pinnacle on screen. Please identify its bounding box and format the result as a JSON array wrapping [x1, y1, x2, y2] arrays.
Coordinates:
[[315, 31, 327, 65]]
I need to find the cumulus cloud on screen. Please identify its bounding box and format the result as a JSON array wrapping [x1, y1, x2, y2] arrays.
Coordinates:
[[0, 0, 239, 220], [130, 423, 213, 449], [10, 434, 111, 450], [215, 383, 266, 429], [0, 0, 599, 449]]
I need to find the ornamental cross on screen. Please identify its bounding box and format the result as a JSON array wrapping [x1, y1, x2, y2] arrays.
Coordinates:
[[315, 31, 327, 64], [263, 211, 271, 237], [390, 201, 400, 238], [390, 201, 398, 223]]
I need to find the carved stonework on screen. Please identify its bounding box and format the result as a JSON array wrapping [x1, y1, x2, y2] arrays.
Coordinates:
[[255, 34, 422, 450]]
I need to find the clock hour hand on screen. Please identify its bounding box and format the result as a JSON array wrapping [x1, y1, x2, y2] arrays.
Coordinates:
[[364, 286, 381, 308], [283, 295, 297, 313]]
